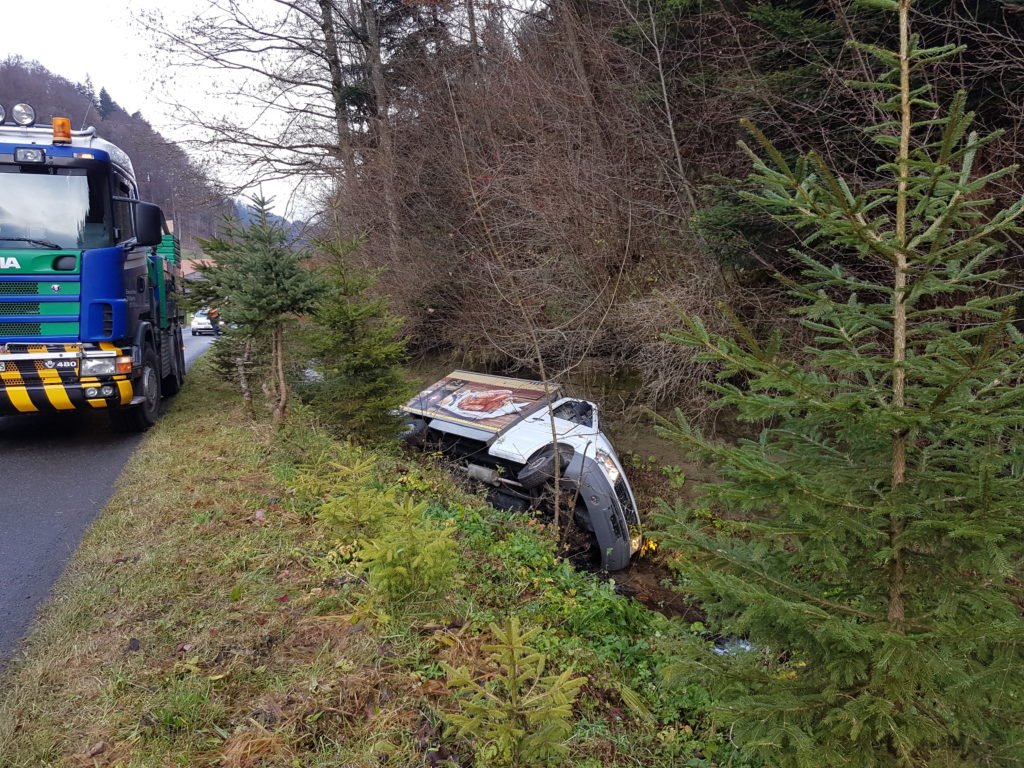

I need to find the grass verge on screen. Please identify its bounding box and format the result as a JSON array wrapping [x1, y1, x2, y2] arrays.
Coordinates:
[[0, 363, 734, 767]]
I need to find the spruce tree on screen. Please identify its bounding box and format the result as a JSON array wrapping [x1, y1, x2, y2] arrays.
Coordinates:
[[97, 87, 119, 118], [659, 1, 1024, 764], [197, 197, 324, 425], [301, 239, 411, 442]]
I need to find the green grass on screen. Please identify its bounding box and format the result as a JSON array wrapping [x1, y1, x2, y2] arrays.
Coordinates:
[[0, 363, 737, 767]]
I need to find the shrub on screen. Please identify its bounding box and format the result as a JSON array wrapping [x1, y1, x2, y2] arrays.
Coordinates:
[[356, 497, 459, 608], [446, 617, 586, 767]]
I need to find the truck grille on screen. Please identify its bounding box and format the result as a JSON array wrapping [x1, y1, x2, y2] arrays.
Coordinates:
[[0, 283, 38, 295], [0, 278, 81, 339], [0, 358, 78, 382], [0, 322, 41, 335], [0, 302, 40, 315]]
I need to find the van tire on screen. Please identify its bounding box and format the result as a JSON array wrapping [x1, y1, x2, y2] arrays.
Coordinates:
[[402, 418, 428, 447], [517, 446, 571, 489]]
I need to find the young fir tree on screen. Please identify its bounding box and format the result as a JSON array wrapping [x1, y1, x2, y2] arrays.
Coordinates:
[[659, 1, 1024, 764], [196, 197, 324, 425], [301, 239, 410, 442]]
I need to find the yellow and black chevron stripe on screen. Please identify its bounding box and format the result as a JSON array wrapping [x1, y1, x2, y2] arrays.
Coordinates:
[[0, 343, 133, 414]]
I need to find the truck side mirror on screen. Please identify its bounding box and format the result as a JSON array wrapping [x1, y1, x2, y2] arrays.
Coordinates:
[[134, 202, 164, 247]]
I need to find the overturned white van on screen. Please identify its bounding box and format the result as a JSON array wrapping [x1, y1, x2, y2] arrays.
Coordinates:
[[402, 371, 642, 571]]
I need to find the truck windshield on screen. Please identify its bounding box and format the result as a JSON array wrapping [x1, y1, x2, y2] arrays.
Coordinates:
[[0, 165, 111, 250]]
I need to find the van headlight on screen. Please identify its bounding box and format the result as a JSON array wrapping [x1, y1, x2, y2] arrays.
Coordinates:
[[595, 450, 620, 484]]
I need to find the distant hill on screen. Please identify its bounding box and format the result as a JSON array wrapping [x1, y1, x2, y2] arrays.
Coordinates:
[[0, 56, 229, 250], [230, 199, 306, 241]]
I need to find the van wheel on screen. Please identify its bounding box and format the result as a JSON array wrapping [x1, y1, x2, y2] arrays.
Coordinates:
[[517, 446, 572, 489], [110, 347, 161, 432], [402, 418, 428, 447]]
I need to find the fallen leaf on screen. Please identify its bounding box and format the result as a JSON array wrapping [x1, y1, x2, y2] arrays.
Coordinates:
[[86, 741, 107, 758], [425, 745, 452, 765]]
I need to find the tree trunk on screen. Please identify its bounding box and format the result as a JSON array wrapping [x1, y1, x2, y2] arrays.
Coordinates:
[[557, 1, 626, 262], [236, 337, 253, 413], [318, 0, 358, 196], [273, 324, 288, 426], [643, 0, 696, 211], [361, 0, 400, 259], [888, 0, 912, 630], [466, 0, 482, 78]]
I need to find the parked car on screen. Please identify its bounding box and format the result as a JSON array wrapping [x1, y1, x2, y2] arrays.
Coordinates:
[[190, 309, 213, 336], [402, 370, 642, 571]]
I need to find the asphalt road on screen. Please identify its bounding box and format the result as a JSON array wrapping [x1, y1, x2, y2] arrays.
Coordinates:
[[0, 333, 214, 666]]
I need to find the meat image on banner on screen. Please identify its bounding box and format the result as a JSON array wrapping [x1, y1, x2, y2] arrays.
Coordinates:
[[405, 370, 560, 432]]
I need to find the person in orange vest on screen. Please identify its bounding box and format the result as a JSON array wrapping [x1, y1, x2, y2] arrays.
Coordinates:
[[208, 306, 221, 336]]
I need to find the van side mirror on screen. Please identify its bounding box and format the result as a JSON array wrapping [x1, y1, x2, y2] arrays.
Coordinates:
[[134, 202, 164, 247]]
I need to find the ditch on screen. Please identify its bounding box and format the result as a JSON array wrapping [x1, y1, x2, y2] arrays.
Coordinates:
[[406, 357, 711, 623]]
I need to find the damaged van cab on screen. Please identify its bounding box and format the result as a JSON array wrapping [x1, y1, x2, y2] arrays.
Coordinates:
[[402, 371, 642, 570]]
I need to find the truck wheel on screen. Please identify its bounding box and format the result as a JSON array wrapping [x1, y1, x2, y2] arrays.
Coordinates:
[[110, 347, 162, 432], [177, 331, 187, 382], [517, 445, 572, 489], [162, 331, 185, 397]]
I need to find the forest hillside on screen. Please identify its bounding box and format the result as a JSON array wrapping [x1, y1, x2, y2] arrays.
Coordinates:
[[144, 0, 1024, 413], [0, 57, 227, 249]]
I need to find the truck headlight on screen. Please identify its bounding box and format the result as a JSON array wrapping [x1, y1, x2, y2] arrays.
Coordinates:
[[11, 103, 36, 127], [81, 358, 115, 376], [595, 450, 620, 484], [14, 148, 44, 163], [81, 355, 132, 376]]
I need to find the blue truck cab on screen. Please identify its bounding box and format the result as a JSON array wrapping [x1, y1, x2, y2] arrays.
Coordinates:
[[0, 102, 185, 431]]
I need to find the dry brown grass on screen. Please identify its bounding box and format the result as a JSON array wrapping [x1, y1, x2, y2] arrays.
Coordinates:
[[0, 360, 714, 768], [220, 729, 291, 768], [0, 366, 438, 768]]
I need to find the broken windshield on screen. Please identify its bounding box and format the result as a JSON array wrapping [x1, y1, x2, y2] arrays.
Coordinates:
[[0, 165, 111, 250]]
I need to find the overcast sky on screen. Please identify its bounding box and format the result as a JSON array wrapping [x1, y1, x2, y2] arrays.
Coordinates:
[[5, 0, 308, 214], [6, 1, 192, 132]]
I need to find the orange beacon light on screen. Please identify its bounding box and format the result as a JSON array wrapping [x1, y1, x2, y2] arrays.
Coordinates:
[[52, 117, 72, 144]]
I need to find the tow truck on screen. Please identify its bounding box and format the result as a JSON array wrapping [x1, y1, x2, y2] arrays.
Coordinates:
[[0, 102, 184, 431]]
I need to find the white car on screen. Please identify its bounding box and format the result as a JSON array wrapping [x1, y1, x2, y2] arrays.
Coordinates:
[[190, 309, 214, 336], [402, 370, 642, 571]]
